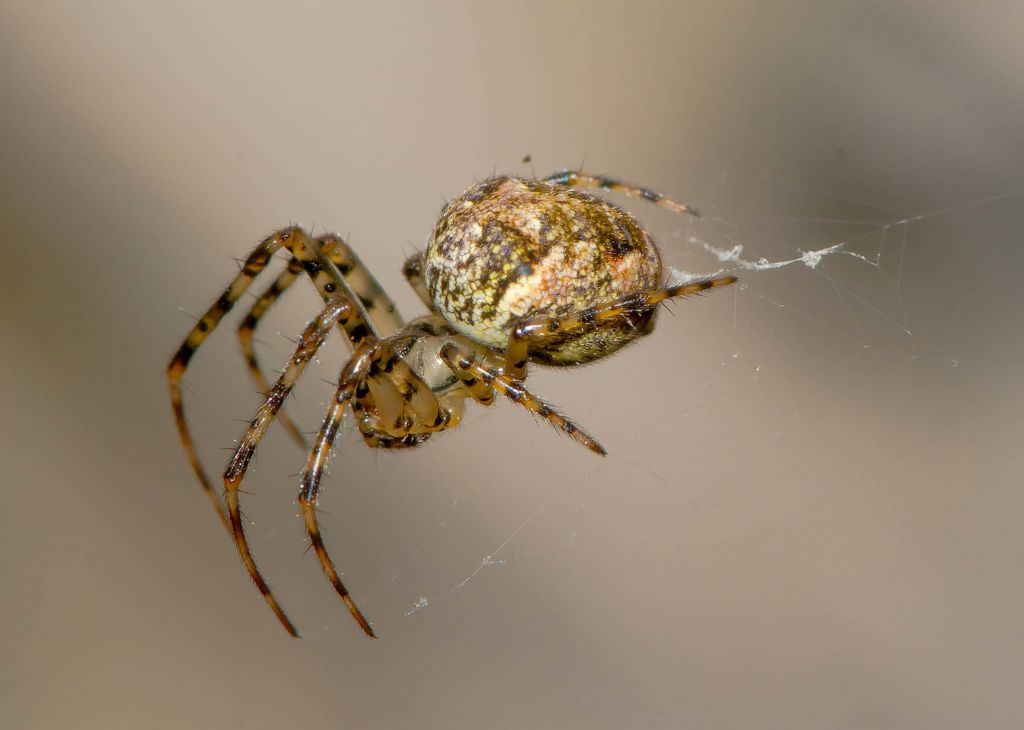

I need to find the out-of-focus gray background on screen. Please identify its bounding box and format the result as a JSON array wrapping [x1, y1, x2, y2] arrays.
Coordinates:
[[2, 2, 1022, 728]]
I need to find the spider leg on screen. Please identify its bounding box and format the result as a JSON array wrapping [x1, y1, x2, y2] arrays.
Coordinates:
[[223, 295, 365, 637], [439, 341, 606, 456], [401, 253, 435, 311], [238, 257, 308, 448], [298, 340, 388, 637], [237, 235, 407, 449], [502, 275, 738, 381], [544, 170, 701, 217], [318, 234, 405, 336], [300, 340, 467, 635], [169, 226, 378, 530]]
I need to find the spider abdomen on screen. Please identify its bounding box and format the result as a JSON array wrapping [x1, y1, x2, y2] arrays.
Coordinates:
[[424, 176, 663, 362]]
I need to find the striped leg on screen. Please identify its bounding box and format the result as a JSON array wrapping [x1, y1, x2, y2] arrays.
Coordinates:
[[168, 226, 350, 531], [223, 295, 367, 637], [439, 342, 606, 456], [401, 253, 435, 311], [237, 235, 406, 448], [318, 234, 404, 335], [238, 257, 308, 448], [544, 170, 701, 217], [298, 341, 387, 637], [503, 275, 738, 381], [299, 341, 465, 636]]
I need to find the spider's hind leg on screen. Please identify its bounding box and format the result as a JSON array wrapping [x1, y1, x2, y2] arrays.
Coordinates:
[[501, 275, 738, 381], [544, 170, 701, 217]]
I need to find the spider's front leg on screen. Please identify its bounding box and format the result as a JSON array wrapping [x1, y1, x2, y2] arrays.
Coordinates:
[[295, 340, 387, 638], [169, 226, 346, 530], [502, 275, 738, 381], [237, 257, 308, 448], [299, 335, 480, 635], [237, 235, 406, 449], [223, 293, 368, 637]]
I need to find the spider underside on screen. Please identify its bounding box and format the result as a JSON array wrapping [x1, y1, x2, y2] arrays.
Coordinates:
[[168, 170, 736, 638]]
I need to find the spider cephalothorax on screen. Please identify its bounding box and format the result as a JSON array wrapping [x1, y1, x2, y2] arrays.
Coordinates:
[[168, 169, 736, 638]]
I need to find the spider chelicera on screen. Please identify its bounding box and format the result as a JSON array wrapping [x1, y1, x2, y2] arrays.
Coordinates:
[[168, 170, 736, 638]]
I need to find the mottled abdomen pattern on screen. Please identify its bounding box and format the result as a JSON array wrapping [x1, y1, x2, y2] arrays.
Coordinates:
[[424, 176, 663, 365]]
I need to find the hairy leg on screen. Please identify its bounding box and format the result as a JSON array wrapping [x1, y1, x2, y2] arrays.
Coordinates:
[[503, 275, 737, 380], [298, 340, 467, 636], [237, 257, 308, 448], [318, 234, 404, 335], [544, 169, 701, 217], [439, 341, 606, 456], [237, 234, 406, 448], [297, 341, 387, 637], [401, 253, 435, 311], [223, 294, 368, 637], [168, 226, 357, 529]]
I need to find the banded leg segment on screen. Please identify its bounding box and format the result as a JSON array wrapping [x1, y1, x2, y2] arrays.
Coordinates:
[[170, 227, 335, 530], [237, 235, 406, 448], [439, 342, 606, 456], [169, 226, 377, 531], [401, 253, 435, 311], [545, 170, 701, 217], [223, 295, 365, 637], [319, 234, 404, 336], [299, 341, 388, 638], [503, 275, 738, 381], [238, 257, 307, 448]]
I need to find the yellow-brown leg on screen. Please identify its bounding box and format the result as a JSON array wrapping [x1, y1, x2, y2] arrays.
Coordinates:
[[299, 339, 467, 635], [401, 253, 435, 311], [319, 234, 404, 335], [297, 340, 389, 637], [502, 275, 738, 380], [544, 170, 701, 217], [168, 226, 355, 531], [237, 258, 308, 448], [237, 234, 407, 448], [439, 342, 606, 456], [298, 336, 458, 636], [223, 294, 369, 637]]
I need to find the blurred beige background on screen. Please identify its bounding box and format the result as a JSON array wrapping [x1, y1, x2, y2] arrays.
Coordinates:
[[2, 2, 1023, 728]]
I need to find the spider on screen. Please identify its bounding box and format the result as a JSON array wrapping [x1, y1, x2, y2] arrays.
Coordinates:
[[168, 170, 737, 638]]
